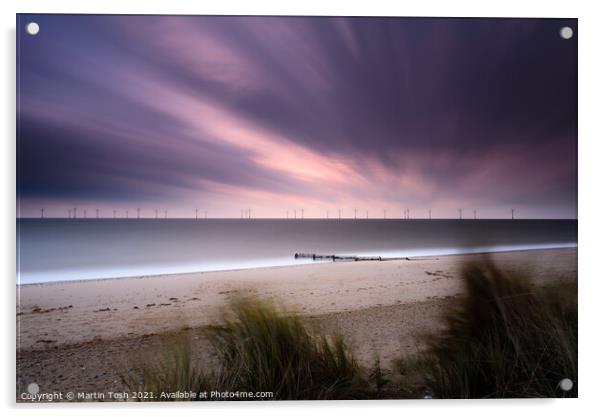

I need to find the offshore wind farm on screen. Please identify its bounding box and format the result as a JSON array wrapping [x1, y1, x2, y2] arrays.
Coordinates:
[[30, 206, 522, 220]]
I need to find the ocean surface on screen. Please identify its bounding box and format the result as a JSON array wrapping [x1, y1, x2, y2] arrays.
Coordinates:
[[16, 219, 577, 284]]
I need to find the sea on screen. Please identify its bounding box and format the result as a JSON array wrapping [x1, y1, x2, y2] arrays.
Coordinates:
[[16, 219, 577, 284]]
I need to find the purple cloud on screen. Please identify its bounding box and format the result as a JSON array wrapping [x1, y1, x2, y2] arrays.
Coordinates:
[[17, 15, 577, 218]]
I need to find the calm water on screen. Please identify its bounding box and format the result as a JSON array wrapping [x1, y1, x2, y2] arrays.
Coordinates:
[[16, 219, 577, 284]]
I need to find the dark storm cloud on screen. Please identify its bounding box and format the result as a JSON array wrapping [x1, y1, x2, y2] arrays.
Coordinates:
[[109, 17, 576, 153], [18, 113, 304, 201], [16, 15, 577, 218]]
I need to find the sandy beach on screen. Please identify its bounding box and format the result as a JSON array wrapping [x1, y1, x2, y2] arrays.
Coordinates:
[[16, 248, 577, 397]]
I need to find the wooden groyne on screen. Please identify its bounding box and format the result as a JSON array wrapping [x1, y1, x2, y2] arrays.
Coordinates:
[[294, 253, 418, 262]]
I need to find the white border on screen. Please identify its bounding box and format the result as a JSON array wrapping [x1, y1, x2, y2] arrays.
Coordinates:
[[2, 1, 601, 416]]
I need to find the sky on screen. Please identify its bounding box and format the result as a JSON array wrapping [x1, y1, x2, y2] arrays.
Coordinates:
[[17, 15, 577, 219]]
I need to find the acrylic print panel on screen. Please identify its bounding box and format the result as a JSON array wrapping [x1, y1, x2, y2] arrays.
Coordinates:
[[16, 14, 577, 402]]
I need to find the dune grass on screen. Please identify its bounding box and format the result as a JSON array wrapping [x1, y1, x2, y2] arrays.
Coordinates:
[[405, 260, 578, 398], [205, 298, 371, 400], [123, 332, 209, 401], [129, 299, 372, 400]]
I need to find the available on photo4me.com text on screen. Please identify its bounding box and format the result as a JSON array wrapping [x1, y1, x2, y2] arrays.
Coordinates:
[[20, 388, 275, 401]]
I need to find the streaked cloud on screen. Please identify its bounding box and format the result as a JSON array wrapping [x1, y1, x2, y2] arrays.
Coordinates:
[[17, 15, 577, 218]]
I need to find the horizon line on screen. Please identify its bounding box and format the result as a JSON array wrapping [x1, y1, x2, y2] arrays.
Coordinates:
[[16, 217, 578, 221]]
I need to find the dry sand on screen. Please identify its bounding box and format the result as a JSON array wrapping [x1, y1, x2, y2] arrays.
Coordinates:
[[16, 248, 577, 397]]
